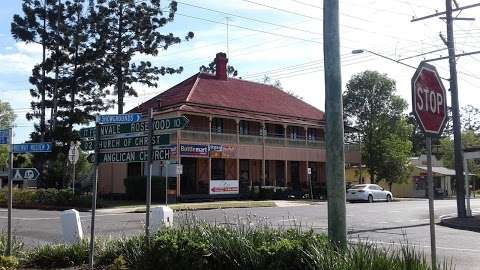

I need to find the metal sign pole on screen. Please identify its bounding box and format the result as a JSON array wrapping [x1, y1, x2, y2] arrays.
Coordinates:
[[72, 161, 76, 194], [7, 128, 13, 256], [88, 123, 100, 269], [426, 135, 437, 270], [145, 109, 154, 240], [164, 164, 168, 206]]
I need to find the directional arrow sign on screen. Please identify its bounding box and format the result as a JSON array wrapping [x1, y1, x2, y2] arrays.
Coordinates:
[[13, 143, 53, 153], [12, 168, 40, 181], [80, 134, 169, 151], [79, 116, 189, 139], [90, 148, 171, 163], [96, 113, 142, 124]]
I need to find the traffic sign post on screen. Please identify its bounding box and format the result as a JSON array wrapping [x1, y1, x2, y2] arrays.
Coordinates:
[[6, 127, 13, 256], [96, 113, 142, 124], [412, 62, 448, 270], [89, 124, 100, 270], [12, 168, 40, 181], [146, 109, 154, 242], [12, 143, 53, 153], [68, 143, 80, 194], [0, 129, 10, 145]]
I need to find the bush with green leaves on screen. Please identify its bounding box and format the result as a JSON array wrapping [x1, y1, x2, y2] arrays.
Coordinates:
[[1, 224, 453, 270], [0, 188, 93, 209]]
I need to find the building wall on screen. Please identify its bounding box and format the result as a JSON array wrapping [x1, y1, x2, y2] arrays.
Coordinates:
[[98, 163, 127, 194], [225, 159, 237, 179]]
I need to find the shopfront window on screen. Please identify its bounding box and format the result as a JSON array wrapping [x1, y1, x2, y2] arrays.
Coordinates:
[[212, 158, 225, 180]]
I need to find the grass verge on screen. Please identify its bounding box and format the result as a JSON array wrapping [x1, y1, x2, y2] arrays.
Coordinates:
[[128, 200, 277, 213]]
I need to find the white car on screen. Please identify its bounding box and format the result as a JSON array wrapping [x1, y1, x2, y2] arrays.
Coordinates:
[[346, 184, 393, 203]]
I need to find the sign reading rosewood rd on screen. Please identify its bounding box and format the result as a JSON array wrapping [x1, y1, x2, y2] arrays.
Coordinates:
[[411, 62, 447, 135], [79, 116, 189, 138], [80, 134, 169, 151]]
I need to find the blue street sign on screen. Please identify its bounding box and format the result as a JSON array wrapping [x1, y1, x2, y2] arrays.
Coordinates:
[[96, 113, 142, 124], [13, 143, 53, 153], [0, 129, 10, 145]]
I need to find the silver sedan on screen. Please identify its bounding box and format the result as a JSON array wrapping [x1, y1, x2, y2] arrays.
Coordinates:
[[346, 184, 393, 203]]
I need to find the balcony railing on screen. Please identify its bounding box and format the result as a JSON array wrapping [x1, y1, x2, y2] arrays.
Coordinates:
[[179, 129, 331, 149]]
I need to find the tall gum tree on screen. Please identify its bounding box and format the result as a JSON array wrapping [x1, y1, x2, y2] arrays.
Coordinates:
[[343, 70, 412, 185]]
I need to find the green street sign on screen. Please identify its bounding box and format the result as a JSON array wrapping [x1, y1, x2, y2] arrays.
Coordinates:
[[80, 134, 169, 151], [88, 148, 170, 163], [79, 116, 188, 138]]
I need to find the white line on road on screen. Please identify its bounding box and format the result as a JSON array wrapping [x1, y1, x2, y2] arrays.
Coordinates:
[[0, 213, 132, 221], [352, 239, 480, 253]]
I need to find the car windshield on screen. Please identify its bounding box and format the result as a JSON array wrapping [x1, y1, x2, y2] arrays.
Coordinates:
[[351, 185, 366, 190]]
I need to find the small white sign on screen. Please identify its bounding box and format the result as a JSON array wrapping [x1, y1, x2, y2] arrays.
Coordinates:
[[308, 167, 312, 175], [209, 180, 239, 195], [68, 143, 80, 164], [175, 164, 183, 175]]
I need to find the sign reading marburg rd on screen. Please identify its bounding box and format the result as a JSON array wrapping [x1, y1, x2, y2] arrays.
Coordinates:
[[411, 62, 447, 136]]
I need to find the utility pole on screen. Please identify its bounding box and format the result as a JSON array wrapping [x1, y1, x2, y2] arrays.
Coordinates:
[[445, 0, 466, 218], [323, 0, 347, 248], [411, 1, 480, 218]]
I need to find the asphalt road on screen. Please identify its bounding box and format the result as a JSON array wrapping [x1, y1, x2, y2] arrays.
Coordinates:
[[1, 199, 479, 269]]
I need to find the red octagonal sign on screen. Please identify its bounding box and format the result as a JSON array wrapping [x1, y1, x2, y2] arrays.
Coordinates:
[[411, 62, 448, 135]]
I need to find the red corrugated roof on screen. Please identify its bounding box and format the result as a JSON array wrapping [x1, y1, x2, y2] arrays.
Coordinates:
[[131, 72, 324, 122]]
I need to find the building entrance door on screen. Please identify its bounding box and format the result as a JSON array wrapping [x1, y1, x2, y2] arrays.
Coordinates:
[[181, 158, 197, 194], [290, 161, 300, 191], [276, 161, 285, 187]]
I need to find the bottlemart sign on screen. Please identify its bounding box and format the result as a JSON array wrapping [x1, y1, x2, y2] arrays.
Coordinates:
[[79, 116, 189, 138]]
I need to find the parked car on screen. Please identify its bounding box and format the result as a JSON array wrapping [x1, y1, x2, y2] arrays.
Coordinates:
[[346, 184, 393, 203]]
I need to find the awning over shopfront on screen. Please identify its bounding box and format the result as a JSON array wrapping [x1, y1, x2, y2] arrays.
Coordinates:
[[415, 166, 473, 176]]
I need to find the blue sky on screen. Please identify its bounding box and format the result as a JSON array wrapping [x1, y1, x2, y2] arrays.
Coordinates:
[[1, 0, 480, 143]]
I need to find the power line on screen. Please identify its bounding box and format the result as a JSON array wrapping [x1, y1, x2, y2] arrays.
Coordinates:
[[176, 1, 322, 36], [239, 0, 322, 21], [176, 13, 322, 44]]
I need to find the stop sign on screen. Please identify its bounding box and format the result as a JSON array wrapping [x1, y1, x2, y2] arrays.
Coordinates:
[[411, 62, 448, 135]]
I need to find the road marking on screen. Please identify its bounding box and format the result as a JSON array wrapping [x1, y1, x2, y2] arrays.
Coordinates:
[[352, 239, 480, 253], [0, 213, 133, 221]]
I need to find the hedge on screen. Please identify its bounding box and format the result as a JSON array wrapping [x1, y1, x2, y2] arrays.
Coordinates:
[[7, 224, 453, 270], [0, 188, 94, 209]]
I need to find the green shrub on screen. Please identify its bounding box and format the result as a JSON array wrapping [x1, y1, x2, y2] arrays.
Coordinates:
[[25, 240, 89, 269], [123, 176, 166, 201], [0, 188, 93, 209], [0, 256, 19, 270], [0, 234, 24, 258]]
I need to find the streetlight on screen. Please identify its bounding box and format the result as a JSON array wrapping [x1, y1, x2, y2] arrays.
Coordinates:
[[351, 49, 417, 69]]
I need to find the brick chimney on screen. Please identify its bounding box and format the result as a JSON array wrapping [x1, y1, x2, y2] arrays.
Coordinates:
[[215, 52, 228, 80]]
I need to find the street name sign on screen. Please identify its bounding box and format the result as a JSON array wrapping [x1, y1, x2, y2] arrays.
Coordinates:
[[88, 148, 170, 163], [0, 129, 10, 145], [79, 116, 189, 139], [411, 62, 447, 136], [13, 143, 53, 153], [96, 113, 142, 124], [12, 168, 40, 181], [80, 134, 169, 151]]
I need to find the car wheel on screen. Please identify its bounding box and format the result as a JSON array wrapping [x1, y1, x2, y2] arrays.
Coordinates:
[[386, 194, 392, 202], [368, 195, 373, 203]]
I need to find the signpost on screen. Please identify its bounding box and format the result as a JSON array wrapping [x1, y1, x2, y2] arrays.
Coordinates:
[[68, 143, 80, 193], [0, 129, 10, 145], [12, 168, 40, 181], [79, 116, 189, 139], [12, 143, 52, 153], [412, 62, 447, 270], [84, 113, 188, 269]]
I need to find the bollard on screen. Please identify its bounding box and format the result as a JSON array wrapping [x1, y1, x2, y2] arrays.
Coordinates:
[[61, 209, 83, 244], [150, 206, 173, 233]]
